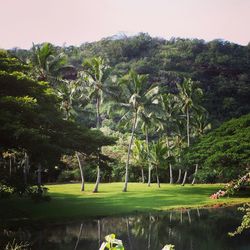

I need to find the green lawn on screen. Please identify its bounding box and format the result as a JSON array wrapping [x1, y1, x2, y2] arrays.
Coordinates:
[[1, 183, 249, 221]]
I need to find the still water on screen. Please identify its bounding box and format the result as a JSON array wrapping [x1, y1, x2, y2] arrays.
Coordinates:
[[1, 206, 250, 250]]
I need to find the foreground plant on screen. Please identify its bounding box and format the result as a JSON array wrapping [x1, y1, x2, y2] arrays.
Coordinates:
[[99, 234, 124, 250], [229, 203, 250, 236], [5, 239, 30, 250], [162, 245, 175, 250], [99, 233, 175, 250]]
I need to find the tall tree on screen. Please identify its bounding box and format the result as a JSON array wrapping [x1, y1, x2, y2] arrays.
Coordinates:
[[132, 139, 147, 183], [177, 78, 203, 185], [81, 57, 111, 193], [116, 70, 159, 192], [30, 43, 67, 84], [149, 139, 168, 188]]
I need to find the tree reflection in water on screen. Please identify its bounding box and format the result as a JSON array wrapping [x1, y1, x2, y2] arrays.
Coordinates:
[[1, 206, 250, 250]]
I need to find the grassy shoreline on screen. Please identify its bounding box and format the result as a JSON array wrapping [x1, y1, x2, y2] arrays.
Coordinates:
[[0, 183, 249, 222]]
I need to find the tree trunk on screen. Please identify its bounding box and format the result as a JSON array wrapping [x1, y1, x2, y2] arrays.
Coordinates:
[[187, 210, 192, 224], [126, 217, 133, 250], [76, 152, 85, 191], [23, 153, 29, 186], [37, 163, 42, 187], [123, 112, 137, 192], [98, 219, 101, 248], [141, 167, 145, 183], [191, 164, 198, 185], [176, 169, 182, 183], [93, 95, 101, 193], [156, 165, 161, 188], [181, 170, 187, 186], [169, 164, 173, 184], [147, 214, 152, 250], [147, 167, 152, 187], [9, 157, 12, 177], [93, 153, 101, 193], [74, 223, 83, 250], [187, 107, 190, 147], [166, 137, 173, 184], [96, 95, 101, 129], [197, 208, 200, 218], [145, 127, 152, 187], [23, 152, 30, 186]]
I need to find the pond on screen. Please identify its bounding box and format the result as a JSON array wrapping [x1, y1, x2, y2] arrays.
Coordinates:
[[0, 206, 249, 250]]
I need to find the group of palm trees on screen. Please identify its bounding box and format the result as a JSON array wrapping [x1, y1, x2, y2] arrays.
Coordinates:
[[28, 43, 210, 192]]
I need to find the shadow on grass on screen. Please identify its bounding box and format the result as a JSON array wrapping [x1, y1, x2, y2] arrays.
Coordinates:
[[0, 184, 249, 222]]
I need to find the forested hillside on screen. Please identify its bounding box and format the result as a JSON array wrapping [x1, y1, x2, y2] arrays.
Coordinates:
[[12, 33, 250, 125]]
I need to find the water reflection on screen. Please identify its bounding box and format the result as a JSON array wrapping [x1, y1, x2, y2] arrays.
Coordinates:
[[1, 206, 250, 250]]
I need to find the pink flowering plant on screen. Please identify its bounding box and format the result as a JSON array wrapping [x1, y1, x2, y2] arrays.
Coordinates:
[[210, 189, 226, 199], [210, 172, 250, 199], [225, 172, 250, 196]]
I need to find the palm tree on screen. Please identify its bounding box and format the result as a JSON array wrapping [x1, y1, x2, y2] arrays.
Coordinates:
[[81, 57, 111, 193], [116, 70, 159, 192], [161, 93, 180, 184], [139, 106, 159, 187], [172, 131, 186, 184], [132, 139, 147, 183], [191, 109, 211, 185], [155, 93, 179, 184], [56, 80, 87, 191], [149, 139, 168, 188], [176, 78, 203, 186], [31, 43, 67, 84]]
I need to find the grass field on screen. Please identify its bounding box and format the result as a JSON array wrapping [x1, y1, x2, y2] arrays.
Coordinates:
[[1, 183, 249, 221]]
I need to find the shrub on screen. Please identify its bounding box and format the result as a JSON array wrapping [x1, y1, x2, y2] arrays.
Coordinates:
[[0, 183, 13, 199], [26, 186, 51, 202]]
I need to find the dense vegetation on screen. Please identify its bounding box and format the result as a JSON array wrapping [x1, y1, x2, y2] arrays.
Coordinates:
[[184, 114, 250, 183], [1, 34, 249, 197], [12, 33, 250, 125]]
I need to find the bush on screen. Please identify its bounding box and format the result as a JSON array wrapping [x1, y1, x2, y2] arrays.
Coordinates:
[[0, 183, 13, 199], [26, 186, 51, 202]]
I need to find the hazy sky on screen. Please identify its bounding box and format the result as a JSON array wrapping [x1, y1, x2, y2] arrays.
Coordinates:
[[1, 0, 250, 49]]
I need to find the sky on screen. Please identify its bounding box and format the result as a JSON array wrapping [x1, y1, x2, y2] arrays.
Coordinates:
[[1, 0, 250, 49]]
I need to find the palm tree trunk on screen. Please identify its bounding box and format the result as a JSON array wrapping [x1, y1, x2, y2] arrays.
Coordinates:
[[23, 153, 29, 186], [126, 217, 133, 250], [169, 164, 173, 184], [93, 152, 101, 193], [187, 107, 190, 147], [145, 127, 152, 187], [9, 157, 12, 177], [176, 169, 182, 183], [141, 167, 145, 183], [187, 210, 192, 224], [181, 170, 187, 186], [191, 164, 198, 185], [156, 165, 161, 188], [37, 163, 42, 187], [147, 167, 152, 187], [147, 214, 152, 250], [166, 137, 173, 184], [74, 223, 83, 250], [98, 219, 101, 248], [93, 95, 101, 193], [123, 112, 137, 192], [76, 152, 85, 191], [197, 208, 200, 218], [96, 95, 101, 129]]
